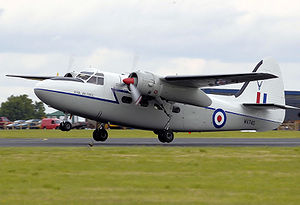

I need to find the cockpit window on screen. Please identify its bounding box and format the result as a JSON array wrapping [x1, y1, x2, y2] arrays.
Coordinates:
[[77, 71, 104, 85], [95, 73, 104, 77], [76, 73, 91, 81], [97, 77, 104, 85], [87, 76, 97, 84], [81, 71, 94, 75]]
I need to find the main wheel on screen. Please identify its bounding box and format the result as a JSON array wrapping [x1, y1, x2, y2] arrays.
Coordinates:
[[59, 121, 72, 131], [93, 129, 108, 142], [157, 130, 174, 143]]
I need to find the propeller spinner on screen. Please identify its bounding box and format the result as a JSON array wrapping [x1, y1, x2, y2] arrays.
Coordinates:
[[123, 77, 142, 105]]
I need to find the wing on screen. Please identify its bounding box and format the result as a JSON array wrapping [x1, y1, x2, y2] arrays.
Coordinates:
[[6, 75, 56, 81], [162, 73, 277, 88]]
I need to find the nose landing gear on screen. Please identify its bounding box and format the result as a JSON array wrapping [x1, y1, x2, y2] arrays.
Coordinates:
[[93, 129, 108, 142], [155, 130, 174, 143], [92, 123, 108, 142]]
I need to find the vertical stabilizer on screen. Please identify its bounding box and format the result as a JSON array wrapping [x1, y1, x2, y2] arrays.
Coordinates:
[[236, 57, 286, 125], [236, 57, 285, 105]]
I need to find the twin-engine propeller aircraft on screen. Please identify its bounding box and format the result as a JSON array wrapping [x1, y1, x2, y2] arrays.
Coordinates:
[[7, 57, 299, 143]]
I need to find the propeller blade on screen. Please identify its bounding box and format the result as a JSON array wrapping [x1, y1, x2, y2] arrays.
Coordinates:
[[129, 84, 142, 105]]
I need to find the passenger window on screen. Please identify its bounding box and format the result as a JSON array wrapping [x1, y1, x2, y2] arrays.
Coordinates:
[[172, 106, 181, 113], [51, 120, 55, 124], [87, 76, 97, 84], [122, 96, 132, 104]]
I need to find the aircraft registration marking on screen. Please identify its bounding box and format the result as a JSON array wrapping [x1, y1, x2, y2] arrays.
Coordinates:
[[74, 90, 94, 97]]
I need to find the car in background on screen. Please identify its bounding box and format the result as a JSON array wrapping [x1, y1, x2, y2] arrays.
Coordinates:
[[18, 119, 41, 129], [0, 117, 12, 129], [41, 118, 60, 129], [6, 120, 26, 129]]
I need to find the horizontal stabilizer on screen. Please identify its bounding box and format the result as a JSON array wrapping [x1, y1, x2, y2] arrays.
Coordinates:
[[243, 103, 300, 110], [6, 75, 55, 81], [163, 73, 277, 88]]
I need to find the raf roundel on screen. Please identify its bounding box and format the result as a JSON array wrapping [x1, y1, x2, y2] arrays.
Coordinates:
[[212, 109, 227, 129]]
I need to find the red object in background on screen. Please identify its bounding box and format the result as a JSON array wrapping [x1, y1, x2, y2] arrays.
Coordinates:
[[0, 117, 12, 129], [41, 118, 60, 129]]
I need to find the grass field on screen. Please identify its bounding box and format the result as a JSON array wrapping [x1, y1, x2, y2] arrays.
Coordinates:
[[0, 129, 300, 138], [0, 147, 299, 205]]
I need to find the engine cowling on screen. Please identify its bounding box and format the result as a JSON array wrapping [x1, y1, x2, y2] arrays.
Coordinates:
[[126, 71, 212, 107]]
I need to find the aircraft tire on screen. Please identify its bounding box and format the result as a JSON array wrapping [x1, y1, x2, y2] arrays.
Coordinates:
[[93, 129, 108, 142], [158, 130, 174, 143], [158, 133, 166, 143], [59, 121, 72, 132]]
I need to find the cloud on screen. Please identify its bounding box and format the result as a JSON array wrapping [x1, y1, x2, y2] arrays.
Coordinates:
[[0, 1, 300, 61]]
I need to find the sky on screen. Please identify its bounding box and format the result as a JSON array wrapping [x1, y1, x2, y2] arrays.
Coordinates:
[[0, 0, 300, 113]]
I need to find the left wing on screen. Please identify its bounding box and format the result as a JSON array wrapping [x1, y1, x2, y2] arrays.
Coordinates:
[[162, 73, 277, 88], [6, 75, 56, 81]]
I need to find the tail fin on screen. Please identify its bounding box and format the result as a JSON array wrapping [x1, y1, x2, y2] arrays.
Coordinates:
[[236, 58, 286, 128], [235, 57, 285, 106]]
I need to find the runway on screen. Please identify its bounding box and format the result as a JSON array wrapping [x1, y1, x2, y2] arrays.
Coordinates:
[[0, 138, 300, 147]]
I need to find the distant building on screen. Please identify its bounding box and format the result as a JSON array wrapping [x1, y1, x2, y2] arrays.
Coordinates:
[[46, 111, 79, 123]]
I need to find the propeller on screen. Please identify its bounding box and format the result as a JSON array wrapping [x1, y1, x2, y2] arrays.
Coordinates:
[[123, 77, 142, 105]]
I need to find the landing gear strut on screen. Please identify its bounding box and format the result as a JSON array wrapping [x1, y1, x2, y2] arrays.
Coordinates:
[[92, 123, 108, 142], [156, 130, 174, 143], [59, 121, 72, 131]]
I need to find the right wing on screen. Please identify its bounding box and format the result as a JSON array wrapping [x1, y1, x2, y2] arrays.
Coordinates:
[[6, 75, 56, 81]]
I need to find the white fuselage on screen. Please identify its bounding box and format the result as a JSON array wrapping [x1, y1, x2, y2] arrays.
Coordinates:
[[34, 71, 284, 132]]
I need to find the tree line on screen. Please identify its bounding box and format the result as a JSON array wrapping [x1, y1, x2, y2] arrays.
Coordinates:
[[0, 95, 46, 121]]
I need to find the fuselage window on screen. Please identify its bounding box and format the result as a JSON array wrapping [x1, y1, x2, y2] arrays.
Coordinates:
[[122, 96, 132, 104], [87, 76, 97, 84], [172, 106, 181, 113]]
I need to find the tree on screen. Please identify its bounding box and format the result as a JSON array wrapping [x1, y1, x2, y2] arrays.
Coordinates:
[[0, 95, 46, 121], [34, 101, 46, 119]]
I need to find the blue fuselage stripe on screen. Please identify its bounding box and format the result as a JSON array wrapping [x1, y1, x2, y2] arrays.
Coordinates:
[[35, 88, 280, 124]]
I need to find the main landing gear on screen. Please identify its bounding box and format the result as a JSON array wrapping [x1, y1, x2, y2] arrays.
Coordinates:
[[92, 123, 108, 142], [60, 113, 72, 131], [59, 121, 72, 131], [155, 130, 174, 143]]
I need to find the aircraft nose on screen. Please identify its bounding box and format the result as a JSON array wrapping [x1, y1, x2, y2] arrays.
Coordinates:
[[34, 80, 51, 103]]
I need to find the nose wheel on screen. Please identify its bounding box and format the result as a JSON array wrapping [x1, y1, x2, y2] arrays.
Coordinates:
[[156, 130, 174, 143], [93, 129, 108, 142], [59, 121, 72, 131]]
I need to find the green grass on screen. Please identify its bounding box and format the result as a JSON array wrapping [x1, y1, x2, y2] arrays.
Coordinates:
[[0, 129, 300, 139], [0, 147, 299, 204]]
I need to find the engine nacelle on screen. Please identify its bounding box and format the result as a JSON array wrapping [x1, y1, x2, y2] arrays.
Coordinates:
[[130, 71, 162, 97], [131, 71, 212, 107]]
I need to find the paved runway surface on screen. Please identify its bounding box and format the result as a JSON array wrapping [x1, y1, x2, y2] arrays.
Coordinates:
[[0, 138, 300, 147]]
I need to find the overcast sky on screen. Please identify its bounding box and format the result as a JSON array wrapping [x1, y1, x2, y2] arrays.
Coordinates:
[[0, 0, 300, 113]]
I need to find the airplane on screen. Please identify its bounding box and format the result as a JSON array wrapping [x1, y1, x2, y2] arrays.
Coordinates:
[[7, 57, 299, 143]]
